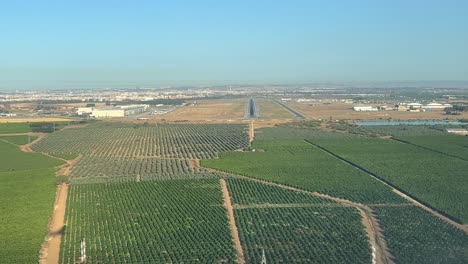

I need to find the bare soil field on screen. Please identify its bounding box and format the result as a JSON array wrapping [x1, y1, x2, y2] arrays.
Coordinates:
[[288, 103, 468, 121], [256, 99, 295, 119], [0, 117, 72, 123], [163, 99, 248, 120]]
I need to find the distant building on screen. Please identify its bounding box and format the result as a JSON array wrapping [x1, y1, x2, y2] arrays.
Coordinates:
[[446, 128, 468, 135], [397, 105, 408, 111], [77, 107, 94, 116], [353, 106, 378, 111], [90, 105, 149, 118], [424, 103, 453, 109], [408, 103, 423, 109]]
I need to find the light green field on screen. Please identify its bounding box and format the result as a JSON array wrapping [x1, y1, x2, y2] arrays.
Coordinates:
[[0, 123, 31, 134], [0, 135, 36, 145], [0, 140, 64, 263]]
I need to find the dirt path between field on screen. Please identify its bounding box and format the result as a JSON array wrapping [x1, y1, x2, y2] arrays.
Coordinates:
[[305, 140, 468, 234], [234, 203, 346, 209], [56, 155, 82, 176], [210, 170, 392, 264], [0, 132, 47, 152], [249, 121, 254, 143], [220, 179, 245, 264], [39, 184, 68, 264], [189, 159, 201, 172]]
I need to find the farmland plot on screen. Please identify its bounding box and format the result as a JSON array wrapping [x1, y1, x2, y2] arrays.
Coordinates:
[[60, 179, 236, 263], [373, 206, 467, 263], [224, 178, 372, 263], [395, 135, 468, 160], [236, 207, 371, 263], [33, 122, 249, 159], [310, 136, 468, 223], [203, 139, 406, 204], [33, 123, 249, 182]]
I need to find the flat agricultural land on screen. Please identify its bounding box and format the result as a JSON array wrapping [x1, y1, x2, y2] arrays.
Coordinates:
[[0, 117, 72, 123], [0, 139, 64, 263], [162, 99, 248, 120], [3, 120, 467, 263], [256, 98, 295, 119], [288, 102, 468, 120]]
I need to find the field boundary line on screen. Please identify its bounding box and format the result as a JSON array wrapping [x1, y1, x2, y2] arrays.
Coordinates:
[[390, 137, 468, 162], [220, 179, 245, 264], [39, 183, 68, 264], [233, 203, 346, 209], [209, 169, 392, 264], [304, 139, 468, 233]]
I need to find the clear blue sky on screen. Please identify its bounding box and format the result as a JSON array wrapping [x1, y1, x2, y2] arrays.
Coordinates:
[[1, 0, 467, 89]]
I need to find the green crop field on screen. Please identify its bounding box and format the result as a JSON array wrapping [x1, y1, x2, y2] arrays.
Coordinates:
[[235, 207, 370, 263], [0, 135, 36, 145], [0, 140, 63, 263], [309, 136, 468, 223], [372, 206, 467, 263], [33, 122, 249, 183], [0, 141, 63, 172], [60, 179, 236, 263], [203, 139, 406, 204], [225, 178, 371, 263], [0, 123, 32, 134], [226, 178, 333, 205], [395, 135, 468, 160]]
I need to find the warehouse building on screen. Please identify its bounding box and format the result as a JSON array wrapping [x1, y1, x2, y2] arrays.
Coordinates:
[[90, 104, 149, 118], [353, 106, 378, 111]]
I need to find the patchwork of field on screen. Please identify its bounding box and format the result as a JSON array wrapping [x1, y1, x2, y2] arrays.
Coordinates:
[[203, 125, 468, 263], [288, 102, 468, 120], [308, 136, 468, 223], [33, 122, 249, 183], [0, 139, 64, 263], [203, 139, 406, 204], [162, 99, 248, 120], [1, 121, 467, 263]]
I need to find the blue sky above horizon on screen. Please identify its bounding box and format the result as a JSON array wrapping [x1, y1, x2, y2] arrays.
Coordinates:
[[1, 0, 467, 89]]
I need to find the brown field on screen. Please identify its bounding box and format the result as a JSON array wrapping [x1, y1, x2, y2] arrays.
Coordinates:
[[0, 117, 73, 123], [162, 99, 248, 120], [288, 103, 468, 121], [257, 99, 295, 119]]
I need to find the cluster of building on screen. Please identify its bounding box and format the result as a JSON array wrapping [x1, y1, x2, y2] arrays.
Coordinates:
[[77, 104, 149, 118], [353, 102, 453, 112]]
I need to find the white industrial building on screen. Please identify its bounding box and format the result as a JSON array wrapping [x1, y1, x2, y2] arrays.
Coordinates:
[[89, 104, 149, 118], [424, 103, 453, 109], [353, 106, 378, 111], [77, 107, 94, 116]]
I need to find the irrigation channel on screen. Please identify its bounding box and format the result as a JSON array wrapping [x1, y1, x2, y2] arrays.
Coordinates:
[[272, 99, 306, 119], [246, 98, 258, 118]]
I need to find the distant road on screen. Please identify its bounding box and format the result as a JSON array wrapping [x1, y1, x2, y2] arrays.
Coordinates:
[[272, 99, 305, 119]]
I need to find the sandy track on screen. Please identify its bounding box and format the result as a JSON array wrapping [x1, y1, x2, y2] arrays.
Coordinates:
[[233, 203, 345, 209], [220, 179, 245, 264], [39, 184, 68, 264], [56, 155, 82, 176], [249, 121, 254, 143], [189, 159, 201, 172]]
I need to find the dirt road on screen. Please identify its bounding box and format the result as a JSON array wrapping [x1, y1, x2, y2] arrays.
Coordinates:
[[220, 179, 245, 264], [39, 184, 68, 264]]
